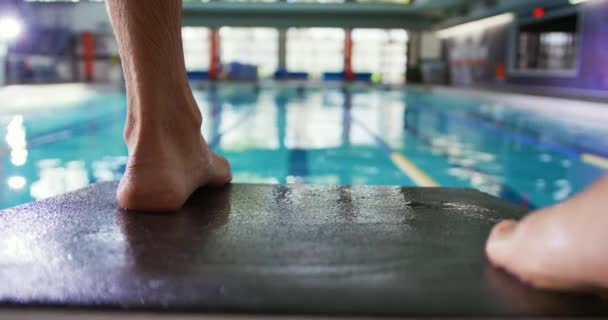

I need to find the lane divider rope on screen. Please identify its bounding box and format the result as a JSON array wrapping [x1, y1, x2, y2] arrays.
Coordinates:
[[582, 153, 608, 170], [411, 103, 608, 171], [348, 113, 440, 187]]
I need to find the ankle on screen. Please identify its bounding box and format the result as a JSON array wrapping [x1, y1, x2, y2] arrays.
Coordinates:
[[123, 90, 203, 151]]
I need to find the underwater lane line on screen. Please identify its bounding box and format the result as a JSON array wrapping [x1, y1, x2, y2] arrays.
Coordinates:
[[349, 115, 440, 187], [582, 153, 608, 170]]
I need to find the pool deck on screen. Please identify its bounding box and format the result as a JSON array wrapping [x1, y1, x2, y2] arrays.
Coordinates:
[[1, 182, 607, 318]]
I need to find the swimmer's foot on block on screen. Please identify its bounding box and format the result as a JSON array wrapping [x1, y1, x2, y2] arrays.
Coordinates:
[[1, 182, 608, 318], [106, 0, 231, 212], [486, 175, 608, 292]]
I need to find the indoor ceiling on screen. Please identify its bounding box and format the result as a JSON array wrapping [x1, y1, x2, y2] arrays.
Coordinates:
[[404, 0, 474, 17], [180, 0, 494, 29], [18, 0, 577, 30]]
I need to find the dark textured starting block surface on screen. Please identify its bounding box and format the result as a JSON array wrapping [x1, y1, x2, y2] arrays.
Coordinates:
[[0, 182, 607, 318]]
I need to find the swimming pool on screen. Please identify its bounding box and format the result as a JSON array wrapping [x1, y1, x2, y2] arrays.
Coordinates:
[[0, 83, 605, 209]]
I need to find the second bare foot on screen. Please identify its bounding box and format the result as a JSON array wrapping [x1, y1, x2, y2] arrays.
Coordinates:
[[486, 175, 608, 291]]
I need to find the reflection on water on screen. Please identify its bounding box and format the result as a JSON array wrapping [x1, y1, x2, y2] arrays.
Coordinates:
[[7, 176, 26, 190], [0, 84, 605, 209], [553, 179, 572, 202], [30, 160, 90, 200], [5, 115, 28, 167], [92, 156, 128, 182]]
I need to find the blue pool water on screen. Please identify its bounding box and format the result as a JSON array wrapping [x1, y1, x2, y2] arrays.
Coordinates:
[[0, 83, 605, 209]]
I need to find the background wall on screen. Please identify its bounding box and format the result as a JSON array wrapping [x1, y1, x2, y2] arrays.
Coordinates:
[[441, 0, 608, 92], [6, 1, 118, 84], [22, 1, 110, 32], [441, 21, 510, 86], [507, 0, 608, 91]]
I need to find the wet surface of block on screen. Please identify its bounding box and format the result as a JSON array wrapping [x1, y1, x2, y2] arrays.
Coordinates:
[[0, 182, 607, 318]]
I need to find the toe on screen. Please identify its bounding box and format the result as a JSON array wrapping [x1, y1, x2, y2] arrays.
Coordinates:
[[486, 219, 518, 267], [209, 153, 232, 185]]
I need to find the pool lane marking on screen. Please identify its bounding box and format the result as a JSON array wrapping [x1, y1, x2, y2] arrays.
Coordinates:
[[390, 152, 440, 187], [349, 115, 440, 187], [582, 153, 608, 170]]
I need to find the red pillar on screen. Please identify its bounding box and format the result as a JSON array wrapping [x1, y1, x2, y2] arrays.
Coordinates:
[[495, 63, 506, 81], [209, 28, 220, 81], [82, 32, 95, 82], [344, 29, 354, 82]]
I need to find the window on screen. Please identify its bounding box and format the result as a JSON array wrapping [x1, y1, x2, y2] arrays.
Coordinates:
[[515, 13, 579, 73], [352, 28, 407, 83], [220, 27, 278, 78], [287, 28, 344, 78], [182, 27, 210, 71]]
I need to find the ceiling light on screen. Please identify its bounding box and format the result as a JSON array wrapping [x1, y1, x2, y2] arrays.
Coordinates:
[[0, 17, 23, 43], [437, 13, 514, 39]]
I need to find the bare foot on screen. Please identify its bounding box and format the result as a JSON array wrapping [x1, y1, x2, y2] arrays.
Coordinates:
[[486, 175, 608, 291], [117, 92, 231, 211], [105, 0, 231, 211]]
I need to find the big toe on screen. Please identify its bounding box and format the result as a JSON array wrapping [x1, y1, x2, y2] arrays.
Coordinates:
[[208, 153, 232, 185], [486, 219, 518, 267]]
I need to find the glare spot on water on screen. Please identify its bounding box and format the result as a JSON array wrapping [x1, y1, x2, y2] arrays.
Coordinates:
[[30, 159, 90, 200], [447, 167, 470, 180], [540, 154, 553, 163], [536, 179, 546, 190], [553, 179, 572, 201], [471, 173, 485, 187], [10, 149, 27, 166], [475, 152, 495, 162], [5, 115, 28, 167], [455, 158, 476, 167], [92, 156, 127, 181], [7, 176, 26, 190], [65, 161, 89, 191]]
